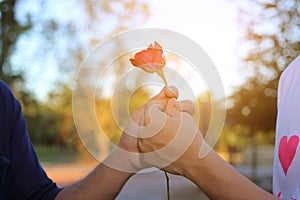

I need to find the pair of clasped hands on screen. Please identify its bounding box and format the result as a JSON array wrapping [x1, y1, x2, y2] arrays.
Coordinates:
[[114, 86, 206, 175], [102, 86, 278, 200]]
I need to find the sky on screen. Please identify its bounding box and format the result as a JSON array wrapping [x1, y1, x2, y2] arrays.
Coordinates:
[[13, 0, 249, 101], [140, 0, 245, 96]]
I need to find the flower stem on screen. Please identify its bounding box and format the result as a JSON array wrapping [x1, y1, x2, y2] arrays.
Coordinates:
[[156, 70, 168, 87], [158, 69, 170, 199], [164, 171, 170, 200]]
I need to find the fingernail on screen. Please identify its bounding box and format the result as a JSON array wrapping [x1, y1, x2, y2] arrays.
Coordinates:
[[166, 87, 177, 96]]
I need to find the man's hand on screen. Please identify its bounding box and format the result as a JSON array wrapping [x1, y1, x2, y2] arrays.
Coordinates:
[[138, 98, 209, 176], [118, 86, 178, 153], [104, 86, 200, 173]]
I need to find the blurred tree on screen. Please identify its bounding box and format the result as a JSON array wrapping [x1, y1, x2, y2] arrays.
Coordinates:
[[47, 84, 77, 147], [227, 0, 299, 181], [95, 88, 150, 146], [216, 124, 250, 165], [0, 0, 31, 86], [0, 0, 150, 151], [24, 100, 61, 145], [227, 78, 277, 134], [228, 0, 300, 136], [238, 0, 300, 78], [23, 84, 76, 147]]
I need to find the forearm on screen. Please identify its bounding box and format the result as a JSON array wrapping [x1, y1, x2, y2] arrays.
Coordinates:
[[55, 163, 132, 200], [183, 149, 278, 200]]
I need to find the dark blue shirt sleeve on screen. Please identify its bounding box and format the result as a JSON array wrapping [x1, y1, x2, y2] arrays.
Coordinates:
[[0, 80, 61, 200]]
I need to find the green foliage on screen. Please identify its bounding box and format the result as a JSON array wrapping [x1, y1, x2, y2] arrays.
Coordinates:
[[227, 78, 277, 133], [95, 88, 151, 145], [218, 0, 299, 157], [24, 103, 61, 145], [0, 0, 150, 149], [34, 145, 77, 163], [225, 0, 299, 147], [48, 84, 78, 147], [22, 84, 77, 147], [235, 0, 300, 72]]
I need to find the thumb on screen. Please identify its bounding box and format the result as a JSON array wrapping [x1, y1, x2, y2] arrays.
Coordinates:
[[150, 86, 178, 101], [165, 98, 177, 117], [139, 104, 168, 138]]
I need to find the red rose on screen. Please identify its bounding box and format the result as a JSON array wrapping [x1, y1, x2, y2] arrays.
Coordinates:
[[130, 41, 166, 73]]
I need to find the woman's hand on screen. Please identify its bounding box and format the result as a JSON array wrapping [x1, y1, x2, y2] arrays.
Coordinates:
[[137, 98, 278, 200], [138, 97, 208, 175], [106, 86, 178, 172]]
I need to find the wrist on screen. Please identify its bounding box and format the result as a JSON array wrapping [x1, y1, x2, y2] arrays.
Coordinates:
[[103, 147, 140, 174], [182, 141, 214, 182]]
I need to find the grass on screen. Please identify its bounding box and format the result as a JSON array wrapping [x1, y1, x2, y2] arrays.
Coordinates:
[[34, 145, 78, 163]]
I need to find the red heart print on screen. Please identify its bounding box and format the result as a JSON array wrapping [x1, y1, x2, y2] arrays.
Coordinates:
[[278, 135, 299, 175]]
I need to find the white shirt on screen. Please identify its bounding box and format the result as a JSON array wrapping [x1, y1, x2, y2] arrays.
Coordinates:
[[273, 55, 300, 200]]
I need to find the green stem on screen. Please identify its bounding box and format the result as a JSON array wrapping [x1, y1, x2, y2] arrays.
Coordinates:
[[156, 70, 168, 87], [164, 171, 170, 200], [158, 69, 170, 199]]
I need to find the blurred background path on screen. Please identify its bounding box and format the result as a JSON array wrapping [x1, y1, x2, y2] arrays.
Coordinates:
[[42, 145, 275, 199], [43, 162, 209, 200]]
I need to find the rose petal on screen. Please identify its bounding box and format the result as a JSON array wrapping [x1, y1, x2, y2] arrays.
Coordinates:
[[129, 41, 165, 72], [129, 58, 145, 67]]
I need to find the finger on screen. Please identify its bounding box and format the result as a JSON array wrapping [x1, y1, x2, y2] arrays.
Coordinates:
[[165, 98, 177, 117], [140, 104, 168, 138], [143, 101, 165, 126], [174, 100, 195, 116], [146, 99, 169, 113], [150, 86, 178, 101], [164, 86, 178, 99], [131, 98, 168, 123]]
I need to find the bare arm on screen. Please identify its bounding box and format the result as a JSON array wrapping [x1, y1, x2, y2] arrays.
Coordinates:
[[183, 143, 277, 200], [55, 156, 132, 200], [139, 100, 279, 200], [55, 86, 179, 200]]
